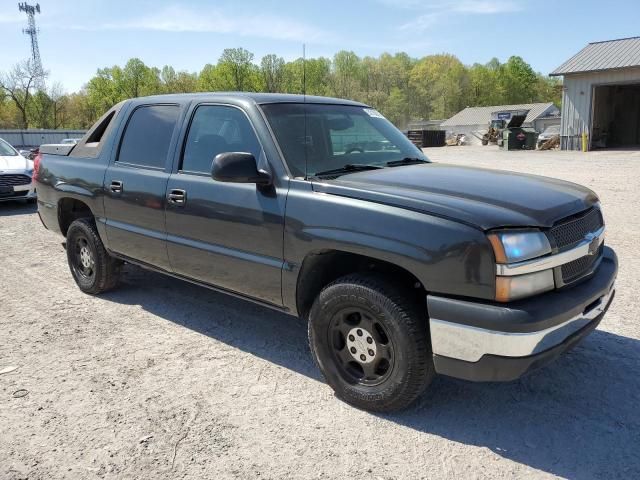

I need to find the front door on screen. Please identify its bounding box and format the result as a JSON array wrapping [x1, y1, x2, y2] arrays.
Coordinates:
[[164, 104, 286, 305], [103, 104, 181, 270]]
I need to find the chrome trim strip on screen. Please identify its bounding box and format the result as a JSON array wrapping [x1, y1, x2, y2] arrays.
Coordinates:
[[430, 285, 614, 363], [496, 226, 605, 277]]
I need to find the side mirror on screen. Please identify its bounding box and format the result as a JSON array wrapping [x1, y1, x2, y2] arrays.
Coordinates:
[[211, 152, 271, 185]]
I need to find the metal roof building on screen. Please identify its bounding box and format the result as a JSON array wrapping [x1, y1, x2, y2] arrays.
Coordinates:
[[550, 36, 640, 150], [440, 103, 560, 145]]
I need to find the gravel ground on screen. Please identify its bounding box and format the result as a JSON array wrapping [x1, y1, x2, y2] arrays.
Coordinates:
[[1, 146, 639, 480]]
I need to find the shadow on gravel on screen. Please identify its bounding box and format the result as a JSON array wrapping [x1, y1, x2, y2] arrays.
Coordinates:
[[0, 201, 37, 216], [104, 265, 640, 479], [385, 330, 640, 479], [102, 264, 322, 381]]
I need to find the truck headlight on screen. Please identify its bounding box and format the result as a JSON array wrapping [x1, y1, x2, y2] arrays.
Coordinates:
[[487, 230, 551, 263], [488, 230, 554, 302]]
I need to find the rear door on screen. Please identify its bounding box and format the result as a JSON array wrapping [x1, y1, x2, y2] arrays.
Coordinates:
[[164, 103, 286, 305], [103, 104, 181, 270]]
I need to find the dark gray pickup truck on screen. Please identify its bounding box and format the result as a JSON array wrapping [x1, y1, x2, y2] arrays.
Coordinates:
[[35, 93, 617, 412]]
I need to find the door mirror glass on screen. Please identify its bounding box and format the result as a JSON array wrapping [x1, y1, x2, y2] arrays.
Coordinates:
[[211, 152, 271, 185]]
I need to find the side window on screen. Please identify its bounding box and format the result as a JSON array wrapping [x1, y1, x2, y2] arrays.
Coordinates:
[[182, 105, 261, 174], [329, 115, 401, 155], [70, 102, 124, 159], [118, 105, 180, 169]]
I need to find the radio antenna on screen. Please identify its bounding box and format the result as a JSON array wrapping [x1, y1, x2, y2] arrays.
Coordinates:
[[302, 43, 307, 97], [303, 43, 309, 179]]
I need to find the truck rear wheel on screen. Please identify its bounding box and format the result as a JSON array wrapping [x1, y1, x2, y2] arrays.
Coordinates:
[[66, 218, 122, 294], [308, 273, 435, 412]]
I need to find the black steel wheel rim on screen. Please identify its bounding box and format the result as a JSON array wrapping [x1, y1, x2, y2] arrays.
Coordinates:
[[72, 235, 95, 280], [328, 307, 395, 386]]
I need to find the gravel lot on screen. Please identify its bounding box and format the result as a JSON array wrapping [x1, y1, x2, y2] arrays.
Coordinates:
[[1, 146, 639, 479]]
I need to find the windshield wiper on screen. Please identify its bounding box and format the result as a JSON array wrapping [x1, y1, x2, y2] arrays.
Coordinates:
[[385, 157, 429, 167], [313, 163, 383, 178]]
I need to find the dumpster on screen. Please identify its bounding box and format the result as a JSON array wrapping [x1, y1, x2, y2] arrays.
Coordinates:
[[501, 113, 538, 150], [407, 129, 446, 148]]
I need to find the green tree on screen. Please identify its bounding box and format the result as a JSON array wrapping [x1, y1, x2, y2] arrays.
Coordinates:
[[0, 50, 564, 130], [330, 51, 361, 98], [281, 57, 330, 95], [500, 56, 538, 104], [0, 59, 45, 128], [217, 48, 259, 91], [380, 87, 410, 129], [409, 54, 468, 119], [197, 64, 219, 91], [160, 66, 198, 93], [468, 60, 503, 106], [260, 54, 285, 93], [535, 74, 563, 107]]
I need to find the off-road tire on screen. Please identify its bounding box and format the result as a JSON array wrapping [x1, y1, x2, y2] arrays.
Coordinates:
[[308, 273, 435, 412], [66, 218, 122, 294]]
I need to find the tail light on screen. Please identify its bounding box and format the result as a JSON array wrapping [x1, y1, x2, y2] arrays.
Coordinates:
[[32, 152, 42, 183]]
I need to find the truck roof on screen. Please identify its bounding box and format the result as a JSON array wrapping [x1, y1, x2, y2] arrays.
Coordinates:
[[127, 92, 368, 107]]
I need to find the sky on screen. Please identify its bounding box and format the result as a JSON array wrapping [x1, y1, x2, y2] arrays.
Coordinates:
[[1, 0, 639, 93]]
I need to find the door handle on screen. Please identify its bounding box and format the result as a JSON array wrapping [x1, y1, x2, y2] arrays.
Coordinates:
[[168, 189, 187, 206], [110, 180, 123, 193]]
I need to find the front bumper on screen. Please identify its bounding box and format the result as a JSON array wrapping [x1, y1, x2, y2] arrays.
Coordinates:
[[427, 247, 617, 381], [0, 179, 36, 202]]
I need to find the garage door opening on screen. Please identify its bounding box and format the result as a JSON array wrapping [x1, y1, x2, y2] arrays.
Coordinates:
[[592, 83, 640, 149]]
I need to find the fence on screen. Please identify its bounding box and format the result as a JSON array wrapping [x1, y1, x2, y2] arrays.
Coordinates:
[[0, 130, 87, 148]]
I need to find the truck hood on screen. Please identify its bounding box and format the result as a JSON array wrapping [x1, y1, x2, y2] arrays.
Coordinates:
[[312, 163, 598, 230], [0, 154, 32, 172]]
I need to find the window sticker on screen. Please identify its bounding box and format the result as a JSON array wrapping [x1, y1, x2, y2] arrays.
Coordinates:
[[363, 108, 384, 118]]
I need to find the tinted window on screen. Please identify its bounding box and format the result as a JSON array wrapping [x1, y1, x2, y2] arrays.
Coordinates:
[[262, 103, 424, 177], [329, 114, 400, 155], [182, 105, 261, 174], [118, 105, 179, 168]]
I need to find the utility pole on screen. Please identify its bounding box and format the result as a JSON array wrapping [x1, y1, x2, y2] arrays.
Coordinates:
[[18, 2, 45, 90]]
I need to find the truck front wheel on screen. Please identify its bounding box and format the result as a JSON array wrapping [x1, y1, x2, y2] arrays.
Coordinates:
[[308, 274, 435, 412], [66, 218, 122, 294]]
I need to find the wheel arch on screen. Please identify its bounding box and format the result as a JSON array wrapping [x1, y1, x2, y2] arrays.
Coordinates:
[[295, 249, 427, 319], [58, 197, 95, 237]]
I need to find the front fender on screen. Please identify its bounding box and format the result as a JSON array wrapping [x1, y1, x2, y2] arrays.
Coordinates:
[[282, 182, 496, 312]]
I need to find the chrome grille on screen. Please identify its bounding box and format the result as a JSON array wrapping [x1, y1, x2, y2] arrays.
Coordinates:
[[561, 244, 603, 283], [0, 174, 31, 187], [550, 207, 603, 250]]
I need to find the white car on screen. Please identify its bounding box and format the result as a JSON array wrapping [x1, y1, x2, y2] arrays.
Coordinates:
[[536, 125, 560, 148], [0, 138, 37, 203]]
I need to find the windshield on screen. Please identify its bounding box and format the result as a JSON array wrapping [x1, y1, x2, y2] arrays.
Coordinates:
[[0, 139, 18, 156], [543, 125, 560, 135], [261, 103, 427, 178]]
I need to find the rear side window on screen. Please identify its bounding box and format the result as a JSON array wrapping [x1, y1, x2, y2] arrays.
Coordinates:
[[181, 105, 261, 174], [70, 102, 125, 159], [118, 105, 180, 169]]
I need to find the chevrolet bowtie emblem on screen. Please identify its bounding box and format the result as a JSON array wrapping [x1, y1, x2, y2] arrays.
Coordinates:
[[587, 234, 600, 256]]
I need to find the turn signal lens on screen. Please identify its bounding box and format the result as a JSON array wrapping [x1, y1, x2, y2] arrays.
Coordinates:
[[487, 234, 507, 263], [496, 270, 555, 302]]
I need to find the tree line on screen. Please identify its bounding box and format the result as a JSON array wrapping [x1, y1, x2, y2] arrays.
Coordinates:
[[0, 48, 561, 131]]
